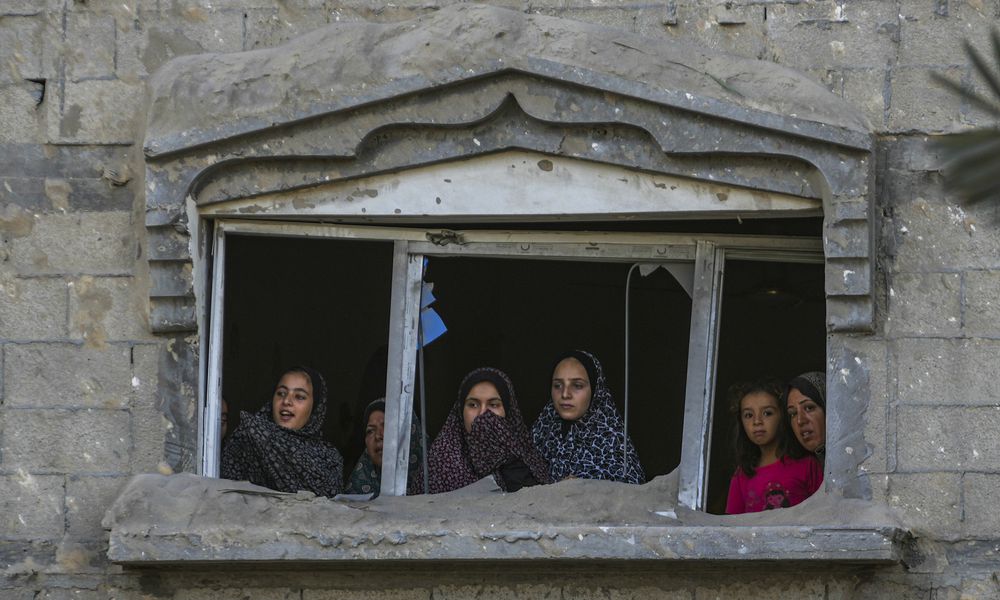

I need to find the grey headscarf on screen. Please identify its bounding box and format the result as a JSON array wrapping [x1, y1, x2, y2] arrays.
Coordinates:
[[786, 371, 826, 463]]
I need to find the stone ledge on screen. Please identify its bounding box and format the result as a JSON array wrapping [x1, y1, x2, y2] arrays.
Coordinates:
[[104, 474, 907, 566]]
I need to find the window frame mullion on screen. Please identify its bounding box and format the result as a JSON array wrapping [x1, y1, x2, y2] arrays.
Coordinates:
[[202, 223, 227, 478], [677, 240, 725, 510], [380, 242, 424, 496]]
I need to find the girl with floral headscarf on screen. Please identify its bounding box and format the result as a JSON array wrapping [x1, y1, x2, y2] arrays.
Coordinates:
[[221, 366, 343, 497], [532, 350, 645, 484]]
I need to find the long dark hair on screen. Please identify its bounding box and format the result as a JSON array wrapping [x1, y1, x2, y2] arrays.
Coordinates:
[[729, 377, 791, 477]]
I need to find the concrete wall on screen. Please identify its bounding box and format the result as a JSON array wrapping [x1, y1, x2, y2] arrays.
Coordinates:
[[2, 0, 999, 597]]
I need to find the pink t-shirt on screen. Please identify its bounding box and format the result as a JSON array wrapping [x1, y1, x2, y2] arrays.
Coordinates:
[[725, 455, 823, 514]]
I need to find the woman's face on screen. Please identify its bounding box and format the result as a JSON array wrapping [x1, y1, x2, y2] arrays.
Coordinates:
[[551, 357, 592, 421], [365, 410, 385, 466], [271, 371, 314, 431], [786, 387, 826, 452], [462, 381, 506, 433]]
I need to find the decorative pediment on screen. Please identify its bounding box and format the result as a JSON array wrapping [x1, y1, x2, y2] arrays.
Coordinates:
[[143, 3, 874, 333]]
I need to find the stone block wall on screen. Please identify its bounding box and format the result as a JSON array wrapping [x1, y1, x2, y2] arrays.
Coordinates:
[[3, 0, 1000, 597]]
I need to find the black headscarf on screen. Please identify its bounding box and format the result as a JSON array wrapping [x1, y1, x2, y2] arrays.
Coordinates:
[[221, 366, 343, 497], [532, 350, 645, 484]]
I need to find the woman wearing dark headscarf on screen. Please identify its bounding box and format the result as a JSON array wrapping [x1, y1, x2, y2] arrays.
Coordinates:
[[532, 350, 645, 484], [221, 366, 343, 497], [786, 371, 827, 465], [421, 367, 551, 494], [344, 398, 423, 497]]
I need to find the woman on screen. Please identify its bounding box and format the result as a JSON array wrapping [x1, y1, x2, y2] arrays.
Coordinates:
[[423, 367, 551, 494], [344, 398, 423, 497], [785, 371, 827, 465], [221, 366, 343, 497], [532, 350, 645, 484]]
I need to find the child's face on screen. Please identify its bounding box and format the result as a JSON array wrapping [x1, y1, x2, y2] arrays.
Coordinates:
[[740, 391, 781, 449]]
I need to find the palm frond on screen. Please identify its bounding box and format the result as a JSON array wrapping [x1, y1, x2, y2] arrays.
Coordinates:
[[966, 33, 1000, 103], [929, 72, 1000, 119], [934, 129, 1000, 204], [931, 28, 1000, 205]]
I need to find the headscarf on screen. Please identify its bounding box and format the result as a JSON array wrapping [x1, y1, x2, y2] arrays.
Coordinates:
[[786, 370, 827, 463], [220, 366, 344, 497], [422, 367, 551, 494], [532, 350, 646, 484], [787, 371, 826, 410], [344, 399, 424, 496]]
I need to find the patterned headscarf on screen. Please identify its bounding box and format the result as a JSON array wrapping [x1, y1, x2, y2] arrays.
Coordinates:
[[532, 350, 645, 484], [344, 399, 424, 496], [221, 366, 344, 497], [787, 371, 826, 410], [786, 370, 827, 463], [423, 367, 551, 494]]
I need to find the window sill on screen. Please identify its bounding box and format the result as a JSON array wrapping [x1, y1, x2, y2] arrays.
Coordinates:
[[104, 474, 907, 565]]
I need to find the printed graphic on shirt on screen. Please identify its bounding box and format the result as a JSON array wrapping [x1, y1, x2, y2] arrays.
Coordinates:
[[764, 481, 791, 510]]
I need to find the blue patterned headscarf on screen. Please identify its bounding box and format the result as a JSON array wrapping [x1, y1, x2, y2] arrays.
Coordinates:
[[531, 350, 645, 484]]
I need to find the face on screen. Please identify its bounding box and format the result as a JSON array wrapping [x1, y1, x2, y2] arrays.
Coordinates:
[[551, 357, 592, 422], [271, 371, 314, 431], [462, 381, 506, 433], [786, 388, 826, 452], [365, 410, 385, 466], [740, 391, 781, 449]]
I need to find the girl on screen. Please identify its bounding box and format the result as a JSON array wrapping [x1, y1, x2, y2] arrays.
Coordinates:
[[221, 366, 344, 497], [422, 367, 551, 494], [532, 350, 645, 484], [725, 378, 822, 514]]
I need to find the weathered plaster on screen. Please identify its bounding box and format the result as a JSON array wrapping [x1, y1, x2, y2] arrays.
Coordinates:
[[202, 150, 822, 220], [104, 473, 905, 565], [142, 4, 875, 339]]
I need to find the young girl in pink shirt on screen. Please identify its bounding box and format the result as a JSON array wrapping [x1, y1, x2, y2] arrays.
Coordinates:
[[725, 378, 822, 514]]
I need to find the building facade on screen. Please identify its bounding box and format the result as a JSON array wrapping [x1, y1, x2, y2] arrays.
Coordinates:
[[1, 0, 999, 597]]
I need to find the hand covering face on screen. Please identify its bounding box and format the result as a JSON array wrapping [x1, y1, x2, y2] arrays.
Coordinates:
[[422, 367, 551, 494]]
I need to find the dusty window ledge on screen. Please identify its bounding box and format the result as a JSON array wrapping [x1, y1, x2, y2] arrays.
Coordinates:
[[104, 474, 907, 565]]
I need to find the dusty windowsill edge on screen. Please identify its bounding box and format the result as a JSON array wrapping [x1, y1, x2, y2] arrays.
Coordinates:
[[107, 526, 907, 565], [105, 473, 908, 565]]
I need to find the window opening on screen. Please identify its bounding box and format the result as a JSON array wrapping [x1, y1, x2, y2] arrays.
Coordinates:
[[218, 234, 395, 473], [202, 219, 824, 510], [705, 258, 826, 514], [415, 256, 692, 480]]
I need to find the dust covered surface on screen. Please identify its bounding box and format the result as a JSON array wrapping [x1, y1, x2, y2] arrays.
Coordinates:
[[104, 473, 906, 565], [145, 4, 869, 157]]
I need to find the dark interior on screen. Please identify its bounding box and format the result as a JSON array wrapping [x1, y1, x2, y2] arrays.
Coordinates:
[[219, 219, 824, 499], [417, 255, 691, 480], [704, 258, 827, 514]]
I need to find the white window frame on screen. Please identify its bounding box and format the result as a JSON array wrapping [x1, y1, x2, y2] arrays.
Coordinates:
[[200, 218, 822, 510]]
